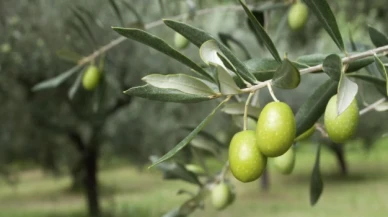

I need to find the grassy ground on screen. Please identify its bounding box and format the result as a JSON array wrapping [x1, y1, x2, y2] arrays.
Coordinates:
[[0, 139, 388, 217]]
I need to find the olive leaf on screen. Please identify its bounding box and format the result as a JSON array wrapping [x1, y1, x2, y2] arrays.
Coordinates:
[[163, 19, 257, 84], [374, 55, 388, 96], [32, 65, 84, 91], [218, 32, 251, 59], [368, 26, 388, 48], [271, 58, 301, 89], [56, 48, 83, 63], [112, 27, 213, 81], [238, 0, 281, 62], [374, 102, 388, 112], [149, 156, 202, 186], [322, 54, 341, 81], [244, 58, 279, 81], [337, 74, 358, 115], [199, 40, 242, 94], [149, 98, 229, 168], [303, 0, 344, 51], [124, 84, 214, 103], [222, 103, 260, 119], [68, 71, 83, 100], [142, 74, 218, 96], [310, 143, 324, 206], [295, 79, 337, 136]]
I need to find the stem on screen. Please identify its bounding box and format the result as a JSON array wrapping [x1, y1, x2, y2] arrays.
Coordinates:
[[244, 92, 255, 130], [267, 83, 279, 102], [359, 97, 386, 115], [219, 160, 230, 182]]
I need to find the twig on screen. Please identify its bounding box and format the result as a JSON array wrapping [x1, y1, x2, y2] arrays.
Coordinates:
[[267, 83, 279, 102], [242, 45, 388, 93], [244, 92, 255, 130], [359, 97, 386, 115]]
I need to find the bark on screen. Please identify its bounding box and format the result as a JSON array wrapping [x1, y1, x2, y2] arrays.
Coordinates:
[[84, 147, 100, 217]]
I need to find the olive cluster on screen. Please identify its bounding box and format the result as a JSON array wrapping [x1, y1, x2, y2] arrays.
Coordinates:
[[229, 94, 359, 183]]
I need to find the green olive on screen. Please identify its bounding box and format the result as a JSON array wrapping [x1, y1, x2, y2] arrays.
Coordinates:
[[185, 164, 205, 175], [82, 65, 101, 91], [288, 2, 309, 31], [174, 32, 189, 50], [229, 130, 267, 183], [273, 147, 295, 175], [295, 125, 316, 142], [324, 95, 359, 143], [256, 102, 296, 157], [211, 182, 231, 210]]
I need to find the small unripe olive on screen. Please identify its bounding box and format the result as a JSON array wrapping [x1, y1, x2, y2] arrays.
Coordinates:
[[211, 182, 231, 210], [229, 130, 267, 183], [174, 32, 189, 50], [185, 164, 205, 175], [288, 2, 309, 31], [324, 95, 359, 144], [82, 65, 101, 91], [256, 102, 296, 157], [295, 125, 316, 142], [273, 147, 295, 175]]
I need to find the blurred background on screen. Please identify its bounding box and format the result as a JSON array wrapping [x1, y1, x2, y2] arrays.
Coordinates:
[[1, 0, 388, 217]]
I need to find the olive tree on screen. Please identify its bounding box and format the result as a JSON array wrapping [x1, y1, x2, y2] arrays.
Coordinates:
[[33, 0, 388, 216]]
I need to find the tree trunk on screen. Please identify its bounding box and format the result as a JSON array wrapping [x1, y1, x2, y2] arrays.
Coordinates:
[[84, 148, 100, 217]]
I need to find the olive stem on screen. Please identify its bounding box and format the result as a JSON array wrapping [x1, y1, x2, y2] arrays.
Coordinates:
[[359, 97, 386, 115], [244, 92, 255, 131], [219, 160, 230, 182], [267, 83, 279, 102]]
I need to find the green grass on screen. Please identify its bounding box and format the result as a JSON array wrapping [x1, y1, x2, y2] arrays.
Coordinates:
[[0, 139, 388, 217]]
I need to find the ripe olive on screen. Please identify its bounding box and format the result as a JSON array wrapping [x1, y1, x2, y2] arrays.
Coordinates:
[[256, 102, 296, 157], [273, 147, 295, 175], [288, 2, 309, 31], [211, 182, 231, 210], [174, 32, 189, 50], [185, 164, 205, 175], [229, 130, 266, 183], [82, 65, 101, 91], [295, 125, 316, 142], [324, 95, 359, 143]]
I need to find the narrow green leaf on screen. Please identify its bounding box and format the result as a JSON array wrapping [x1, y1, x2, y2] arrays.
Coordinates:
[[247, 10, 265, 47], [217, 66, 242, 94], [303, 0, 344, 51], [295, 79, 337, 136], [374, 56, 388, 95], [323, 54, 342, 81], [238, 0, 281, 62], [68, 71, 83, 99], [368, 26, 388, 48], [272, 58, 301, 89], [304, 0, 345, 51], [337, 74, 358, 115], [149, 98, 229, 168], [32, 65, 83, 91], [244, 58, 279, 81], [222, 103, 260, 119], [310, 143, 323, 206], [163, 20, 257, 84], [218, 33, 251, 59], [347, 73, 386, 87], [112, 27, 213, 81], [348, 27, 357, 52], [108, 0, 124, 26], [182, 126, 227, 148], [124, 84, 214, 103], [190, 137, 221, 159], [296, 54, 326, 67], [149, 156, 202, 186], [373, 102, 388, 112], [347, 57, 374, 73], [142, 74, 217, 96], [56, 48, 83, 63]]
